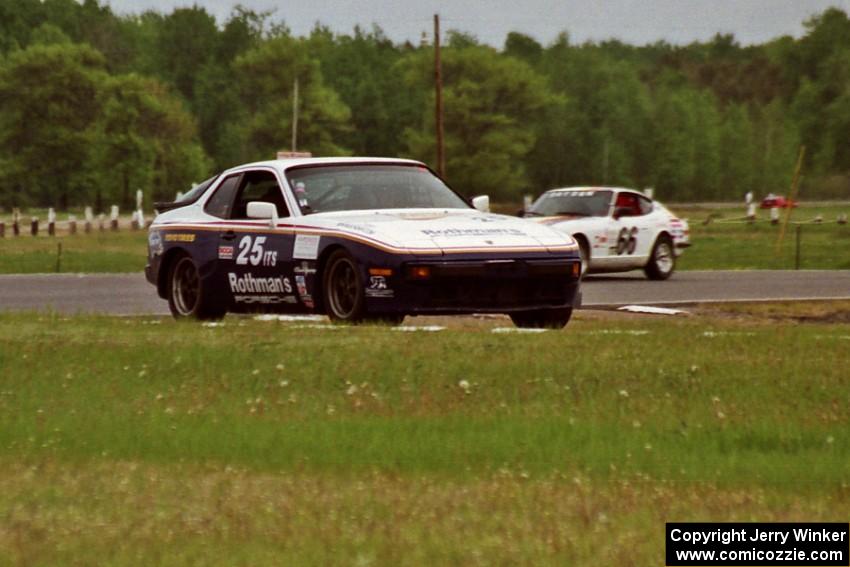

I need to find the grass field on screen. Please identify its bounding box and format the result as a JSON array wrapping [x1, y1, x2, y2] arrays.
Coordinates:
[[1, 305, 848, 564], [1, 203, 847, 274], [675, 204, 850, 270]]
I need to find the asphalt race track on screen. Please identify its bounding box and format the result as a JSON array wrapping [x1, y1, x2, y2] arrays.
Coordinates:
[[0, 270, 848, 316]]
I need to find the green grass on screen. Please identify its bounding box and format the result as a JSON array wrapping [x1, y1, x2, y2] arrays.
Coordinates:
[[0, 311, 847, 564], [3, 202, 848, 274], [0, 230, 147, 273], [674, 204, 850, 270]]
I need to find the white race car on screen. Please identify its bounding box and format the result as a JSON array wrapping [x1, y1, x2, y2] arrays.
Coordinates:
[[146, 157, 583, 328], [523, 187, 690, 279]]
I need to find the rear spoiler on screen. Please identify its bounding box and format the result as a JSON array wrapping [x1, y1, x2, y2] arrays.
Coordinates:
[[153, 201, 186, 214]]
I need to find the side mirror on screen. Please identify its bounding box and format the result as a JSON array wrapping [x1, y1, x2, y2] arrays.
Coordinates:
[[247, 201, 278, 228], [613, 206, 631, 220], [471, 195, 490, 213]]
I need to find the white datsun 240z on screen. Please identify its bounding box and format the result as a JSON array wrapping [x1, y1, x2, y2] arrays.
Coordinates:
[[523, 187, 690, 279]]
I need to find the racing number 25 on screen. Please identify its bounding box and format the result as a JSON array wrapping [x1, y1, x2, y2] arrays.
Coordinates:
[[236, 235, 277, 266], [616, 227, 638, 255]]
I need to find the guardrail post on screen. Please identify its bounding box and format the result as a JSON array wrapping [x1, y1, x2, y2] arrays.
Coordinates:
[[0, 221, 5, 238], [69, 215, 77, 235], [84, 206, 93, 233], [47, 208, 56, 236], [110, 205, 119, 231], [30, 217, 38, 236], [12, 208, 20, 236]]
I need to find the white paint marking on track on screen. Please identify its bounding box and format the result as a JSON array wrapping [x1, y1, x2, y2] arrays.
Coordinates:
[[618, 305, 689, 315]]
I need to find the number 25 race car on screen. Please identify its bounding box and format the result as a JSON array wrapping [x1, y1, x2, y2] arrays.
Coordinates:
[[523, 187, 690, 279], [146, 157, 582, 328]]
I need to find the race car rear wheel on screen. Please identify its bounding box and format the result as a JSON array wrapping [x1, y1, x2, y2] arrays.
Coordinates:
[[510, 307, 573, 329], [644, 235, 675, 280], [323, 250, 366, 323], [167, 255, 225, 320]]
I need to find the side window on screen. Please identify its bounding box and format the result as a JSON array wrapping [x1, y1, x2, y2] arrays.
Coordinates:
[[638, 196, 653, 215], [615, 193, 641, 217], [204, 174, 242, 218], [231, 170, 290, 219]]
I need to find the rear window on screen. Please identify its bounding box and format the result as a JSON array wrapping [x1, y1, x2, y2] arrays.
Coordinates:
[[176, 175, 218, 205]]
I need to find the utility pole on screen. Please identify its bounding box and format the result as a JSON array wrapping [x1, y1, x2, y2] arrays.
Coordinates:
[[291, 78, 299, 152], [602, 137, 609, 185], [775, 145, 805, 255], [434, 13, 445, 177]]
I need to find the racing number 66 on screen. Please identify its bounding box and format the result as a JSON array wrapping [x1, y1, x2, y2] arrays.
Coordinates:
[[616, 227, 638, 255]]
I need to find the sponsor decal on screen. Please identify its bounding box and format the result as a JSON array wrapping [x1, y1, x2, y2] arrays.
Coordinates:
[[234, 295, 297, 304], [336, 222, 376, 235], [218, 245, 234, 260], [293, 261, 317, 275], [228, 272, 292, 294], [551, 190, 598, 198], [420, 228, 526, 237], [148, 231, 163, 256], [293, 234, 321, 260], [295, 275, 308, 296], [295, 274, 314, 308], [236, 235, 277, 266], [365, 275, 394, 298], [165, 233, 196, 242]]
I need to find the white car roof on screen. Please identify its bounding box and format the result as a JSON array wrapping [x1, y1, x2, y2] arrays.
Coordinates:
[[223, 157, 426, 175]]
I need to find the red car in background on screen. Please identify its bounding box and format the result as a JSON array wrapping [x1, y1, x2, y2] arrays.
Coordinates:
[[760, 194, 798, 209]]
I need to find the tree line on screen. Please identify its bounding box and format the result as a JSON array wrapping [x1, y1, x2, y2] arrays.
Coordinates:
[[1, 0, 849, 209]]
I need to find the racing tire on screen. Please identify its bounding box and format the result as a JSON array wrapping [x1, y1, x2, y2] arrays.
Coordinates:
[[575, 236, 590, 277], [644, 235, 675, 280], [167, 255, 226, 320], [510, 307, 573, 329], [323, 249, 367, 323]]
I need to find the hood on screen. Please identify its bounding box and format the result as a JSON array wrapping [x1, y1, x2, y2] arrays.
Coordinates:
[[296, 208, 575, 253]]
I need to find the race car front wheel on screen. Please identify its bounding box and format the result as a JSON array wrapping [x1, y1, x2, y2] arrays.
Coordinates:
[[644, 235, 675, 280], [323, 250, 366, 323], [510, 307, 573, 329], [167, 255, 225, 320]]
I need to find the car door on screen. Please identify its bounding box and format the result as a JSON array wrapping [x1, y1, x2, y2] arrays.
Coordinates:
[[208, 169, 298, 312], [607, 192, 647, 269], [631, 194, 657, 259]]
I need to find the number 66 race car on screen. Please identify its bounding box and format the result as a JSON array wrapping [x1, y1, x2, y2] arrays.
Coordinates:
[[146, 157, 582, 328], [522, 187, 690, 279]]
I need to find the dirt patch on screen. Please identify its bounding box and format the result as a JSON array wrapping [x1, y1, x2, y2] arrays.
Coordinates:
[[693, 300, 850, 324]]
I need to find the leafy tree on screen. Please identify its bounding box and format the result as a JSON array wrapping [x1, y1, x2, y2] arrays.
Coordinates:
[[229, 34, 352, 161], [0, 41, 106, 208], [92, 73, 211, 209], [402, 44, 553, 199]]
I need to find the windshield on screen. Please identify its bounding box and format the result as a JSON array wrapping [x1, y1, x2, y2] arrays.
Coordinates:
[[285, 164, 469, 214], [529, 189, 613, 217]]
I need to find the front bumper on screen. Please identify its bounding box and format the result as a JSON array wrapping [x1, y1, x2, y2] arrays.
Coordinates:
[[367, 257, 582, 315]]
